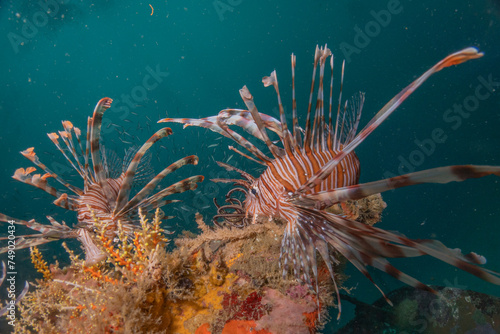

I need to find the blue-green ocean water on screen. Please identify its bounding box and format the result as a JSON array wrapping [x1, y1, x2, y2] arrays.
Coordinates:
[[0, 0, 499, 332]]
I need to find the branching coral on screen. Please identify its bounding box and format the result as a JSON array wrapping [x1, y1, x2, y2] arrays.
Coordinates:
[[30, 247, 52, 280], [9, 195, 385, 334], [90, 207, 168, 281], [326, 193, 387, 226], [12, 209, 171, 334]]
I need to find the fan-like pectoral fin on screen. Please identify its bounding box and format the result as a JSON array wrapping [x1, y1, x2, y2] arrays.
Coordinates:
[[116, 155, 199, 217], [17, 148, 83, 196], [292, 165, 500, 209], [0, 213, 57, 235], [138, 175, 204, 213], [217, 108, 284, 140], [90, 98, 113, 186], [239, 86, 285, 159], [285, 205, 500, 320], [114, 127, 173, 215], [0, 214, 77, 254], [160, 116, 272, 164]]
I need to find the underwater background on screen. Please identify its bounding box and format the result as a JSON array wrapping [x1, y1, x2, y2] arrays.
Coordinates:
[[0, 0, 499, 332]]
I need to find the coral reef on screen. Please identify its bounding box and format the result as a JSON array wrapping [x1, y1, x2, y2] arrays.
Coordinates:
[[8, 195, 386, 333], [326, 193, 386, 226]]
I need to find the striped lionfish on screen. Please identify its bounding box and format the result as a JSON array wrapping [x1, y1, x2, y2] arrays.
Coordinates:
[[0, 98, 204, 264], [160, 46, 500, 317]]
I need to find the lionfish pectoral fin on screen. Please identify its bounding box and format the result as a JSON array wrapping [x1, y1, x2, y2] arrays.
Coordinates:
[[90, 98, 114, 192], [159, 116, 273, 164], [53, 193, 79, 210], [0, 237, 54, 253], [215, 161, 255, 183], [297, 47, 484, 194], [282, 208, 395, 319], [114, 127, 173, 215], [287, 206, 500, 318], [239, 85, 285, 159], [292, 165, 500, 209], [137, 175, 204, 213], [114, 151, 195, 218], [314, 237, 343, 319], [0, 213, 77, 253], [0, 213, 52, 234]]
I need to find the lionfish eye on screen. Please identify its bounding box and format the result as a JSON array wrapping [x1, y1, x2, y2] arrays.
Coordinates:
[[250, 187, 258, 196]]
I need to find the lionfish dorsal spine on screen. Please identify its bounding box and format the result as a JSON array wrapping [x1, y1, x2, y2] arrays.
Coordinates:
[[60, 121, 87, 177], [262, 70, 293, 154], [311, 46, 331, 152], [51, 130, 82, 179], [331, 59, 345, 151], [59, 120, 93, 186], [295, 47, 484, 195], [291, 53, 302, 147], [303, 45, 322, 152]]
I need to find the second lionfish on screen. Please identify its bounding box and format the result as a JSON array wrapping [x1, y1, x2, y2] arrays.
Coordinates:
[[161, 46, 500, 317], [0, 98, 204, 264]]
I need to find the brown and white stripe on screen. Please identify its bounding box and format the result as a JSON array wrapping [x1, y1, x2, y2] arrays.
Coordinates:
[[1, 97, 203, 262], [160, 45, 500, 319]]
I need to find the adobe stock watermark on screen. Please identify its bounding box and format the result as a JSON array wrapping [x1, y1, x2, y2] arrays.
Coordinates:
[[213, 0, 243, 22], [383, 73, 499, 182], [339, 0, 403, 64], [101, 64, 169, 134], [7, 0, 71, 54]]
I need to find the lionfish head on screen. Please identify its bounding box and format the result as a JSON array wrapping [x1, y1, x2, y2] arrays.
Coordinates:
[[243, 182, 263, 222]]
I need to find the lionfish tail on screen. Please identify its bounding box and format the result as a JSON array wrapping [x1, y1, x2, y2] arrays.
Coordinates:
[[283, 205, 500, 319]]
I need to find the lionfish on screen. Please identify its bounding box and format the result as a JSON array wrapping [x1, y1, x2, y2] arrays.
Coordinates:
[[0, 98, 204, 264], [160, 46, 500, 317]]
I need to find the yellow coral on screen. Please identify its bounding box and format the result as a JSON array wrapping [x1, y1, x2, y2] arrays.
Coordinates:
[[90, 207, 168, 281], [30, 246, 52, 280], [226, 253, 243, 268]]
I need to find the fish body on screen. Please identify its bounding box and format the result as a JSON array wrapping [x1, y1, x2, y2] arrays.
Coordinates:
[[160, 45, 500, 317], [246, 148, 359, 224], [1, 98, 204, 264]]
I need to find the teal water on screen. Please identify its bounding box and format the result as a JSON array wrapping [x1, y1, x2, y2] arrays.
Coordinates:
[[0, 0, 499, 332]]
